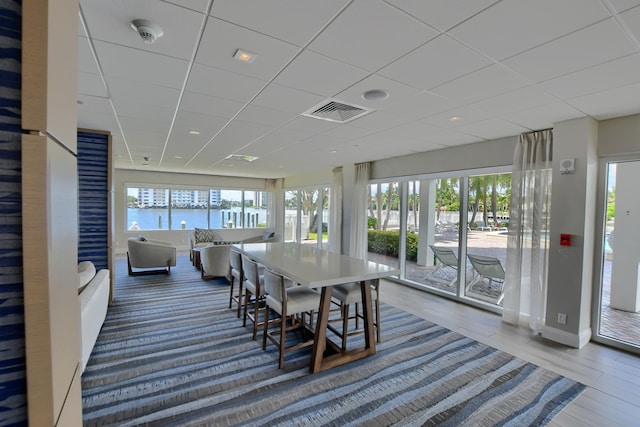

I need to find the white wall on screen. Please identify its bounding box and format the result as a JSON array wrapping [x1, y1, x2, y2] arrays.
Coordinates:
[[114, 169, 269, 253]]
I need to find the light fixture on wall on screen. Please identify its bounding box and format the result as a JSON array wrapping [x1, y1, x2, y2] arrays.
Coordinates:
[[131, 19, 164, 44]]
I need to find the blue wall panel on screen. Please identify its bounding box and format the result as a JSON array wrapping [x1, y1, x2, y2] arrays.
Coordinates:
[[77, 131, 110, 271], [0, 1, 27, 425]]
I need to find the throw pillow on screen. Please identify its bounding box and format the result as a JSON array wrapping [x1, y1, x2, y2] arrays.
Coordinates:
[[194, 228, 220, 243]]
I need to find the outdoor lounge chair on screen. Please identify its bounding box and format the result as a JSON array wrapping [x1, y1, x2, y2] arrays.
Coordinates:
[[466, 254, 505, 304], [427, 245, 459, 286]]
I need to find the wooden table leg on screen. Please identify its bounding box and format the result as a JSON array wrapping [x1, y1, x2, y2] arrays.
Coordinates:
[[360, 280, 376, 352], [310, 286, 333, 373]]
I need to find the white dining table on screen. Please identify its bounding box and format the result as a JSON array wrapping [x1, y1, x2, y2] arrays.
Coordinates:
[[232, 241, 399, 373]]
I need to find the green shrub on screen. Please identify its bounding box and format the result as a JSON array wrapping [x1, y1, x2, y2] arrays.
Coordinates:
[[367, 230, 418, 261], [367, 216, 377, 229]]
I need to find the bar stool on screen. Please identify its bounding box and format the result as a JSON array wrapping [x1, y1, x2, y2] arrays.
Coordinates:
[[228, 249, 245, 318], [330, 279, 380, 351], [262, 268, 320, 369], [241, 255, 266, 340]]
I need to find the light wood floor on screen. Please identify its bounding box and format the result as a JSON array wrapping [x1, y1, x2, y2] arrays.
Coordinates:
[[379, 279, 640, 426]]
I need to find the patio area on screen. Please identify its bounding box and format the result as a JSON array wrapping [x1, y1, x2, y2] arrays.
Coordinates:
[[369, 229, 640, 348]]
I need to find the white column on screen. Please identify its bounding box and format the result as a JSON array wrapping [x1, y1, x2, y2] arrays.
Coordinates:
[[417, 179, 436, 266]]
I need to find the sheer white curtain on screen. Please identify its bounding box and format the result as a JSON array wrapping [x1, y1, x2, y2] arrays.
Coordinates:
[[349, 162, 370, 260], [266, 178, 283, 236], [503, 130, 553, 331], [328, 167, 343, 254]]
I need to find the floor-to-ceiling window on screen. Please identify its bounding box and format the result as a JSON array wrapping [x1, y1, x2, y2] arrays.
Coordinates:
[[464, 173, 511, 306], [284, 186, 330, 247], [366, 181, 401, 270], [594, 158, 640, 354], [366, 170, 511, 310]]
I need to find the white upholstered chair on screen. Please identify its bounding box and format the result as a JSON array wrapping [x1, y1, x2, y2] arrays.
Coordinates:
[[127, 237, 176, 275], [262, 268, 320, 369]]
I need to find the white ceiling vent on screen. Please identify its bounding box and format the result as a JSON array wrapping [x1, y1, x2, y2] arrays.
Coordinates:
[[225, 154, 259, 162], [302, 99, 373, 123]]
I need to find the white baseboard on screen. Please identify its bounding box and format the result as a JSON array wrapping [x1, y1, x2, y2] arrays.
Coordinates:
[[542, 325, 592, 348]]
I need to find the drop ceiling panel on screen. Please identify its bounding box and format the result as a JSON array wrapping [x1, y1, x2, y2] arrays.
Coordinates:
[[540, 53, 640, 99], [349, 110, 412, 132], [214, 120, 276, 146], [430, 65, 529, 104], [620, 5, 640, 39], [322, 125, 377, 140], [107, 76, 181, 108], [422, 106, 493, 129], [387, 0, 501, 32], [502, 102, 586, 130], [210, 0, 351, 46], [118, 115, 172, 134], [608, 0, 640, 12], [95, 41, 190, 89], [243, 129, 310, 156], [567, 82, 640, 119], [195, 17, 300, 81], [165, 0, 210, 13], [378, 35, 493, 91], [273, 50, 370, 97], [250, 83, 325, 114], [280, 115, 340, 135], [454, 118, 531, 140], [77, 110, 120, 134], [78, 71, 107, 98], [113, 99, 175, 124], [170, 110, 229, 137], [186, 63, 267, 103], [385, 120, 448, 141], [469, 86, 559, 117], [448, 0, 610, 61], [308, 0, 439, 72], [376, 91, 459, 121], [180, 92, 244, 118], [77, 36, 100, 74], [502, 19, 637, 83], [427, 129, 485, 147], [234, 105, 297, 128], [81, 0, 204, 61]]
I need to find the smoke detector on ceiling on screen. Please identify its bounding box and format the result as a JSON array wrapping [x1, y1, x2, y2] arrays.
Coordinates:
[[130, 19, 164, 44]]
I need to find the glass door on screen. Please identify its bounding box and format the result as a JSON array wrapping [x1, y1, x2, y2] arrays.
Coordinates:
[[594, 159, 640, 353]]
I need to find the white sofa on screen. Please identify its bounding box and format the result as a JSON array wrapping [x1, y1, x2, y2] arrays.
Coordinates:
[[78, 261, 110, 372]]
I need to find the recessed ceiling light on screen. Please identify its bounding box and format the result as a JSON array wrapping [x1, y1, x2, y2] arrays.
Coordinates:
[[221, 163, 235, 167], [330, 150, 337, 154], [234, 49, 257, 63], [449, 116, 462, 122], [362, 89, 389, 101], [279, 165, 285, 168], [188, 130, 200, 135], [174, 156, 183, 159]]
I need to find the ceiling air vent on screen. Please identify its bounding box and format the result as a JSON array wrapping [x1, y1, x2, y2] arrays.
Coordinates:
[[302, 99, 373, 123], [225, 154, 258, 162]]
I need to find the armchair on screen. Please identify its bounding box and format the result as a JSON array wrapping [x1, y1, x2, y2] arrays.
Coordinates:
[[127, 237, 177, 275]]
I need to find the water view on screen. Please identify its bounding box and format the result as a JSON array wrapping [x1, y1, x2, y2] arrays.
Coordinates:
[[127, 208, 268, 231]]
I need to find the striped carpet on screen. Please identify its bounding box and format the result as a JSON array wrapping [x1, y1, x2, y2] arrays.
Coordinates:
[[81, 254, 585, 426]]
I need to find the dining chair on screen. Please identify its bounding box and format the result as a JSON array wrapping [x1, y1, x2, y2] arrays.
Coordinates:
[[228, 248, 244, 318], [329, 279, 381, 351], [262, 268, 321, 369], [241, 254, 266, 340]]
